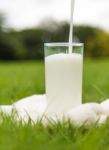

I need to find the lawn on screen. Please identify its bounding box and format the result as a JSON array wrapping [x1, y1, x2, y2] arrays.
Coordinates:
[[0, 59, 109, 150]]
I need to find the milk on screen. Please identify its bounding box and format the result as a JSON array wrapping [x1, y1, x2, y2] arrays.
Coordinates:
[[45, 53, 83, 116], [69, 0, 75, 53]]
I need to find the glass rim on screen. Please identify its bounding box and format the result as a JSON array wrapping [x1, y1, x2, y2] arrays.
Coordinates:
[[44, 42, 83, 47]]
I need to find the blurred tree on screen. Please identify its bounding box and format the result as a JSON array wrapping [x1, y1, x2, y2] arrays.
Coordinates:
[[0, 13, 5, 31], [52, 22, 69, 42], [0, 32, 27, 60], [19, 29, 44, 59], [87, 30, 109, 57], [74, 26, 98, 56], [0, 18, 109, 60], [74, 26, 109, 57]]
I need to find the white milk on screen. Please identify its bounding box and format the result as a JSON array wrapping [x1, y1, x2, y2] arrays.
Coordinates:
[[69, 0, 75, 53], [45, 53, 83, 116]]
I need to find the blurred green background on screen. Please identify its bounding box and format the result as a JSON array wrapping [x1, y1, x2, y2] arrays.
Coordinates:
[[0, 13, 109, 60], [0, 12, 109, 104]]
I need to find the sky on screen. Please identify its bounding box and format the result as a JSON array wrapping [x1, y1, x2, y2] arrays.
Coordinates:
[[0, 0, 109, 31]]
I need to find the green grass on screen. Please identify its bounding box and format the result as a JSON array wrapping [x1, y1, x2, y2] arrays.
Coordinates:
[[0, 59, 109, 150], [83, 58, 109, 102], [0, 61, 45, 105]]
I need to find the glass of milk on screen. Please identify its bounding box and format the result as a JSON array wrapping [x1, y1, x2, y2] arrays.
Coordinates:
[[44, 43, 83, 117]]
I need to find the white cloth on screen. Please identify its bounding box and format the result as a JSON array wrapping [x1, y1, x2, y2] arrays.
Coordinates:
[[0, 95, 109, 125]]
